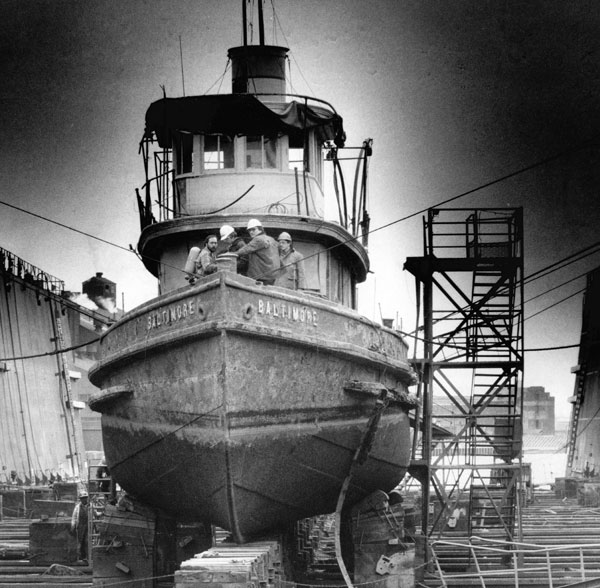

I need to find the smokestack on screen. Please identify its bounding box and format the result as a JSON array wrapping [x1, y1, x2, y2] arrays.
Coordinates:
[[228, 45, 289, 100]]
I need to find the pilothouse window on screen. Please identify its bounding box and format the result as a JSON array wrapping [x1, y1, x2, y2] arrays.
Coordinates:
[[203, 134, 234, 170], [289, 148, 304, 171], [174, 132, 193, 174], [288, 135, 306, 172], [246, 135, 278, 169]]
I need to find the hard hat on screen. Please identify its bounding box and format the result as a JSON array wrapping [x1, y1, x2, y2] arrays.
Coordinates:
[[278, 232, 292, 241], [247, 218, 262, 230], [79, 491, 89, 499], [219, 225, 235, 240]]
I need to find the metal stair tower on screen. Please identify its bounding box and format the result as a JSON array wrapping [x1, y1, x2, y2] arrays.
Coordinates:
[[405, 208, 524, 556]]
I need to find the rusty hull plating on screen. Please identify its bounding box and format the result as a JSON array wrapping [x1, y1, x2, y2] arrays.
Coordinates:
[[89, 273, 415, 542]]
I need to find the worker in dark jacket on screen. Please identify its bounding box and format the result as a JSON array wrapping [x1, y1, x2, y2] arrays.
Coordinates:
[[234, 219, 280, 284], [275, 232, 306, 290], [216, 225, 248, 275]]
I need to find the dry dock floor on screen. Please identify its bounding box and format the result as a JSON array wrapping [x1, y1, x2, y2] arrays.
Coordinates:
[[422, 492, 600, 587]]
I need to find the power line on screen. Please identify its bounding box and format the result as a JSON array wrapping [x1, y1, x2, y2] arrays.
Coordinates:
[[410, 237, 600, 336], [358, 139, 600, 244], [0, 200, 132, 253], [524, 242, 600, 287], [2, 137, 599, 285], [397, 326, 580, 354], [524, 269, 589, 304], [0, 337, 101, 363], [524, 286, 587, 322]]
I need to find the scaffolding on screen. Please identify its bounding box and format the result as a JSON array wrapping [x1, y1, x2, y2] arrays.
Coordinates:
[[405, 208, 524, 562]]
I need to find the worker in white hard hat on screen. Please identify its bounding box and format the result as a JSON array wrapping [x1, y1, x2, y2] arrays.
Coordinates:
[[71, 491, 89, 563], [219, 225, 235, 241], [233, 219, 280, 284], [275, 232, 306, 290], [215, 225, 248, 274]]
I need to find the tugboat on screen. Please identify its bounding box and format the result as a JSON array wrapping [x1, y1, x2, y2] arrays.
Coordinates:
[[89, 2, 416, 543]]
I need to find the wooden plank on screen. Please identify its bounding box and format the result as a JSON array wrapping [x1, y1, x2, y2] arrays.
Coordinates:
[[93, 578, 152, 588], [0, 577, 91, 584]]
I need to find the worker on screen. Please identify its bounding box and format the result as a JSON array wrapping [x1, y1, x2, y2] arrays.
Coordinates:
[[275, 232, 306, 290], [97, 460, 111, 493], [216, 225, 248, 275], [233, 219, 280, 285], [183, 235, 219, 284], [71, 491, 89, 563], [198, 234, 218, 275]]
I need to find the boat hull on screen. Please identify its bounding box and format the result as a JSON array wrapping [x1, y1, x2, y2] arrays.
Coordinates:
[[89, 272, 416, 541]]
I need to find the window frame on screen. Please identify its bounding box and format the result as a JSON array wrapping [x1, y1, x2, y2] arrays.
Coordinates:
[[201, 134, 235, 172]]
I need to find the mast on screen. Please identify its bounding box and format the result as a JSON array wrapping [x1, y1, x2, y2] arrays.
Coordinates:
[[242, 0, 247, 46], [257, 0, 265, 45], [242, 0, 266, 46]]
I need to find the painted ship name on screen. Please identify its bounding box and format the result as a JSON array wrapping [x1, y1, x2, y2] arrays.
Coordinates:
[[147, 298, 199, 330], [145, 297, 318, 331], [257, 298, 318, 326]]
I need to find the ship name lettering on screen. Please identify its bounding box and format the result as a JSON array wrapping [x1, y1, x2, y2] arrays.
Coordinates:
[[147, 298, 197, 330], [257, 298, 317, 326]]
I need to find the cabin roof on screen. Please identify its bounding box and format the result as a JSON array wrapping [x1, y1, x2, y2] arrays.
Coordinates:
[[144, 94, 346, 148]]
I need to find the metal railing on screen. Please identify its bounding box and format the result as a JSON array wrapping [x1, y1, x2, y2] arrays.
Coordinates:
[[429, 536, 600, 587], [0, 247, 64, 293]]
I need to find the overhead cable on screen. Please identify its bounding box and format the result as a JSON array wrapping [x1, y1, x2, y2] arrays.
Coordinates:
[[524, 286, 587, 322]]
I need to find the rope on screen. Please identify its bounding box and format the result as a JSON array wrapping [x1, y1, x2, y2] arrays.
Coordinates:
[[334, 388, 390, 588]]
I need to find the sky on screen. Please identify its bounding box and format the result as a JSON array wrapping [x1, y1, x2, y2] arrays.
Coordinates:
[[1, 0, 600, 420]]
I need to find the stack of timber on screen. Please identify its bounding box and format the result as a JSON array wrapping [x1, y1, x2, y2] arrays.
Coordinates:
[[0, 561, 91, 588], [294, 515, 342, 582], [0, 518, 29, 560], [175, 542, 282, 588], [0, 517, 91, 588]]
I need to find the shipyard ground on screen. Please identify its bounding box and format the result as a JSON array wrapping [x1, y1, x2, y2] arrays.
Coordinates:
[[1, 491, 600, 588]]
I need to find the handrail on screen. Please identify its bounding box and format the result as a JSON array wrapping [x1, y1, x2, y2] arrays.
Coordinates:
[[0, 247, 64, 293], [429, 536, 600, 586]]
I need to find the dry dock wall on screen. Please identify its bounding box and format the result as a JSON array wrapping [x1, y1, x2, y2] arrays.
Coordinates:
[[0, 271, 84, 483], [568, 267, 600, 477]]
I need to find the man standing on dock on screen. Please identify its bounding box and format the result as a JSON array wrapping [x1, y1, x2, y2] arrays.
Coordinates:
[[71, 492, 89, 563]]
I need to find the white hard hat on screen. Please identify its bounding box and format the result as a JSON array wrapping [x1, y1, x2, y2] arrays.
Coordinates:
[[278, 232, 292, 241], [219, 225, 235, 240], [247, 218, 262, 230]]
